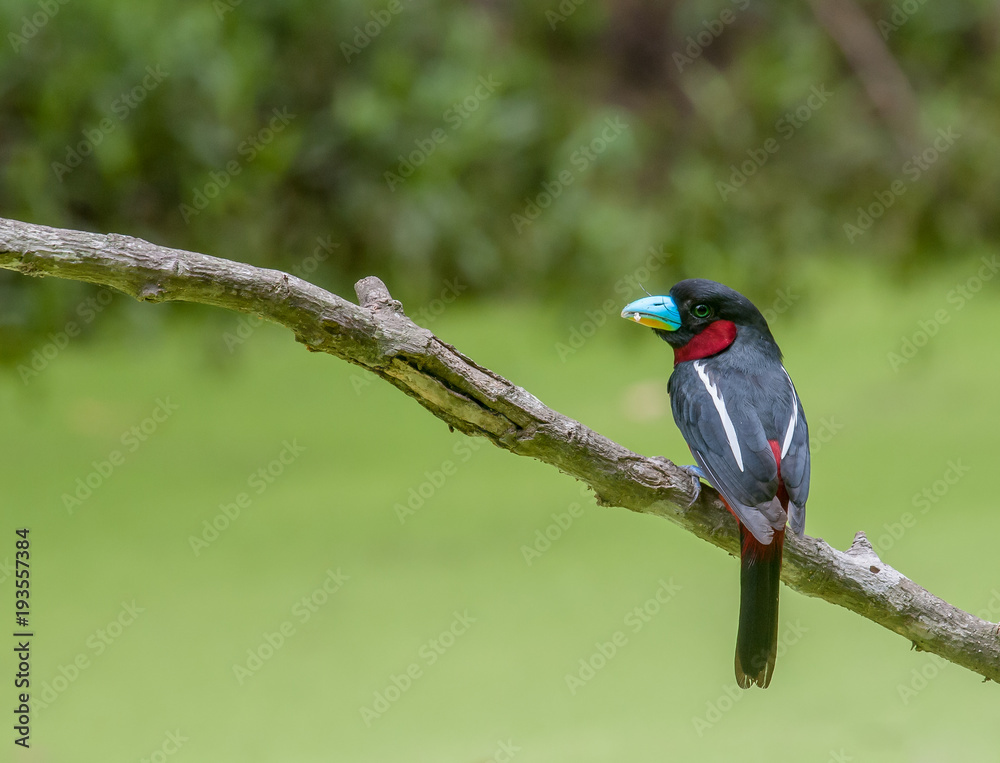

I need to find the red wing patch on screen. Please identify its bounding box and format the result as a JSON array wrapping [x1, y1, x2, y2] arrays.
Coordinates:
[[768, 439, 789, 511]]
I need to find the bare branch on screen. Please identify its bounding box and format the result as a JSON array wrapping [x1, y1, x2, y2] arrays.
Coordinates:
[[1, 216, 997, 684], [808, 0, 921, 155]]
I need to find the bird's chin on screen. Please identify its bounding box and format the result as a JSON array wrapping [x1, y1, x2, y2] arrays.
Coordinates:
[[655, 328, 686, 347]]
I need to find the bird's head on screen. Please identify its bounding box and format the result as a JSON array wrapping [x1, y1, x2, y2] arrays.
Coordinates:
[[621, 278, 777, 363]]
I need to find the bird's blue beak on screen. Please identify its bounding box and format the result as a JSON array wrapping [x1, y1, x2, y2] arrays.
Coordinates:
[[621, 295, 681, 331]]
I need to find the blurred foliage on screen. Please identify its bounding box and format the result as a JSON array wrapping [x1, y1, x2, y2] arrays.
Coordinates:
[[1, 0, 999, 354], [1, 4, 999, 754]]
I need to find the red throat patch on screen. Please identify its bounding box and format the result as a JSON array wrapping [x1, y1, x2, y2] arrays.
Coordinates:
[[673, 320, 738, 365]]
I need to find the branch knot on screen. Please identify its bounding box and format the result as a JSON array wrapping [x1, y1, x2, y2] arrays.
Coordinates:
[[355, 276, 404, 315]]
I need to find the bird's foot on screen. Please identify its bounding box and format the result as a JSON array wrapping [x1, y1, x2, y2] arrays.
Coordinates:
[[678, 464, 704, 507], [679, 464, 705, 480]]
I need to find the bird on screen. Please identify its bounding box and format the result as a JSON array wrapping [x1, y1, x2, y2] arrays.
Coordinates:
[[621, 279, 810, 688]]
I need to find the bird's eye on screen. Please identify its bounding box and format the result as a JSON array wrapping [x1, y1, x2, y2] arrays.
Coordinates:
[[692, 304, 712, 319]]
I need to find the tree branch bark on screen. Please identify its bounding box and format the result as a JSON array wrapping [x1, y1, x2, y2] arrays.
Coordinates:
[[2, 216, 997, 684]]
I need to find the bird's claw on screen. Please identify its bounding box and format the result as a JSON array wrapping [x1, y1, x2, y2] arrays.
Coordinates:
[[678, 464, 704, 507], [680, 464, 705, 480]]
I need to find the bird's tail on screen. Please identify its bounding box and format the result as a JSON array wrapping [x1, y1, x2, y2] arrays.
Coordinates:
[[735, 525, 784, 689]]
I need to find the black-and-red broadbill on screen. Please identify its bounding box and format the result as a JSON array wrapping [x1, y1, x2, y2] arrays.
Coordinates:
[[622, 279, 810, 688]]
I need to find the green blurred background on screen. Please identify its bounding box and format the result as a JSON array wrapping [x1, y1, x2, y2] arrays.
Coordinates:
[[1, 0, 999, 760]]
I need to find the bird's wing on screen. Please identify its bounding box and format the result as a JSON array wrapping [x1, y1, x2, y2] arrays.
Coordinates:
[[669, 361, 788, 545], [776, 375, 810, 535]]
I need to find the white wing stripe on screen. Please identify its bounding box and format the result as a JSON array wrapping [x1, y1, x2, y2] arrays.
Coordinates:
[[780, 366, 798, 458], [692, 361, 744, 472]]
